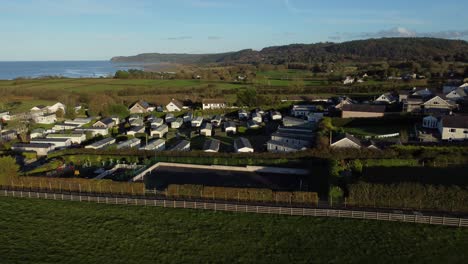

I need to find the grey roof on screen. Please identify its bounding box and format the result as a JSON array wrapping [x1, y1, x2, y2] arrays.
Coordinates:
[[154, 124, 169, 132], [201, 122, 213, 130], [441, 116, 468, 129], [129, 126, 145, 133], [234, 137, 252, 150], [272, 132, 314, 141], [87, 137, 115, 147], [342, 104, 386, 113], [224, 121, 236, 129], [203, 139, 220, 151], [267, 140, 301, 150], [13, 143, 54, 149], [140, 139, 165, 150], [333, 133, 362, 146], [170, 140, 190, 151], [31, 138, 70, 143], [98, 117, 114, 125]]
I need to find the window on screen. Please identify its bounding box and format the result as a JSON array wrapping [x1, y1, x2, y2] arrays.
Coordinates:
[[464, 130, 468, 134], [449, 129, 456, 133]]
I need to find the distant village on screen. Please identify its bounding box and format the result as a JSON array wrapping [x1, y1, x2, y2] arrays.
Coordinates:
[[1, 79, 468, 159]]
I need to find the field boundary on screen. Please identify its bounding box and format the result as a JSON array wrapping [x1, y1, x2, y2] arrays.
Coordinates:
[[1, 189, 466, 228]]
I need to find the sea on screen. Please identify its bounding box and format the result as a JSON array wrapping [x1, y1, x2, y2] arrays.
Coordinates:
[[0, 61, 143, 80]]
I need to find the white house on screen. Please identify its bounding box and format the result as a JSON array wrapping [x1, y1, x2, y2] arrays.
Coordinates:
[[200, 122, 213, 136], [191, 116, 203, 127], [171, 118, 184, 129], [234, 137, 254, 153], [130, 118, 144, 127], [166, 99, 184, 112], [33, 113, 57, 124], [202, 99, 226, 110], [46, 133, 86, 144], [252, 112, 262, 123], [438, 116, 468, 141], [139, 139, 165, 151], [224, 121, 237, 134], [151, 124, 168, 138], [129, 101, 151, 114], [330, 134, 361, 149], [270, 111, 282, 121], [150, 117, 164, 127], [31, 138, 72, 149], [30, 128, 46, 139], [247, 120, 260, 129], [203, 139, 220, 152], [85, 137, 116, 149]]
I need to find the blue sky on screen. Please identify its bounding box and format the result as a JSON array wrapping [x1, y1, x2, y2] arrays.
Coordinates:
[[0, 0, 467, 61]]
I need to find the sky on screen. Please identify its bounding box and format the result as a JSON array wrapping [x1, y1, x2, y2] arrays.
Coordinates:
[[0, 0, 467, 61]]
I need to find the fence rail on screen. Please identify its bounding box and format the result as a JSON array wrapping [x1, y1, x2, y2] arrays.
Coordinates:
[[1, 189, 467, 228]]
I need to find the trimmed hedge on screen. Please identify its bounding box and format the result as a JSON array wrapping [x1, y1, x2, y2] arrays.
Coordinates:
[[166, 184, 318, 205], [348, 182, 468, 213]]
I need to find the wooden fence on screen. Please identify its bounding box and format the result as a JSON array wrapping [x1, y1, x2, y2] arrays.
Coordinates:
[[1, 189, 467, 228]]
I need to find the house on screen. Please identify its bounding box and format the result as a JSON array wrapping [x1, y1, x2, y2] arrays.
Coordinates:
[[211, 115, 222, 127], [150, 124, 169, 138], [85, 137, 116, 149], [422, 116, 439, 129], [128, 114, 141, 122], [270, 111, 282, 121], [191, 116, 203, 127], [251, 112, 262, 123], [438, 116, 468, 141], [203, 139, 220, 152], [202, 99, 226, 110], [291, 105, 316, 117], [30, 128, 46, 139], [267, 126, 314, 153], [129, 118, 144, 127], [224, 121, 237, 134], [183, 112, 193, 123], [169, 140, 190, 151], [267, 140, 303, 153], [31, 138, 72, 149], [166, 99, 184, 112], [200, 122, 213, 136], [238, 109, 249, 119], [48, 102, 66, 114], [343, 76, 355, 85], [307, 112, 324, 123], [422, 95, 455, 114], [403, 97, 424, 113], [165, 113, 175, 123], [33, 113, 57, 124], [64, 117, 93, 126], [445, 87, 467, 102], [0, 130, 17, 141], [129, 101, 151, 114], [335, 97, 354, 110], [282, 116, 307, 127], [139, 139, 165, 151], [52, 123, 80, 131], [46, 133, 86, 144], [247, 120, 260, 129], [234, 137, 254, 153], [93, 117, 115, 129], [0, 111, 11, 121], [150, 117, 164, 127], [330, 134, 361, 149], [171, 118, 183, 129], [126, 126, 145, 136], [74, 128, 109, 137], [341, 104, 385, 118], [374, 92, 398, 104], [116, 138, 141, 149], [11, 143, 54, 156]]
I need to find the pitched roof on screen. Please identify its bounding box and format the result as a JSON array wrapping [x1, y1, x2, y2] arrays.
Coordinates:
[[332, 133, 362, 147], [168, 99, 184, 109], [203, 139, 220, 151], [98, 117, 114, 125], [441, 116, 468, 129], [342, 104, 386, 113], [234, 137, 252, 150]]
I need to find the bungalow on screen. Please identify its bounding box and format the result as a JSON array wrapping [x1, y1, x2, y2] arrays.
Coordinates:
[[52, 123, 80, 131], [251, 112, 262, 123], [234, 137, 254, 153], [438, 115, 468, 141], [74, 128, 109, 137], [330, 134, 361, 149], [200, 122, 213, 136], [150, 124, 169, 138], [166, 99, 184, 112], [203, 139, 220, 152], [139, 139, 165, 151], [85, 137, 116, 149], [183, 112, 193, 123], [374, 92, 398, 104], [202, 99, 226, 110], [169, 140, 190, 151], [191, 116, 203, 128], [150, 117, 164, 127], [238, 109, 249, 119], [171, 118, 184, 129], [224, 121, 237, 134], [291, 105, 316, 117], [11, 143, 54, 156], [116, 138, 141, 149], [126, 126, 145, 136], [270, 111, 282, 121], [165, 113, 175, 123], [129, 101, 151, 114], [341, 104, 385, 118], [33, 113, 57, 124], [31, 138, 72, 149], [0, 130, 17, 141], [210, 115, 222, 127], [46, 133, 86, 144], [93, 117, 115, 129]]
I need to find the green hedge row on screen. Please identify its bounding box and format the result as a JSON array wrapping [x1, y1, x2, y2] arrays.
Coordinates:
[[348, 182, 468, 213]]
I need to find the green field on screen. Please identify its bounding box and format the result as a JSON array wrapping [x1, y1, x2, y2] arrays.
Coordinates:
[[0, 197, 467, 263]]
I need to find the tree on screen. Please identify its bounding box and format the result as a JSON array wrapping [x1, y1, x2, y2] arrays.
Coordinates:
[[55, 109, 65, 119], [0, 156, 19, 185], [236, 87, 257, 107]]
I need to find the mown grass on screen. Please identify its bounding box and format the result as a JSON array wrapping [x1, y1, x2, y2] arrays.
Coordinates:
[[0, 197, 467, 264]]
